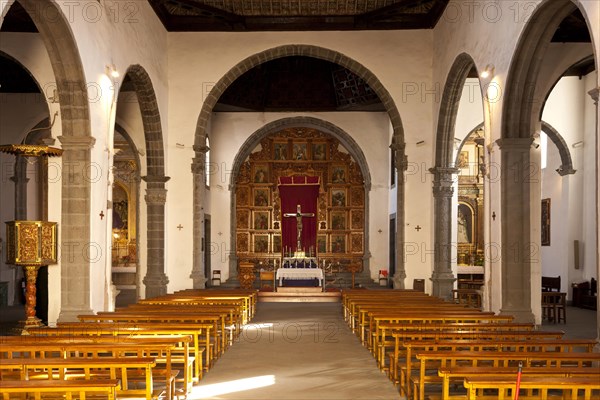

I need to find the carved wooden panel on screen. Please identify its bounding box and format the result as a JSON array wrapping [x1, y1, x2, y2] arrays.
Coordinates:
[[234, 127, 365, 268]]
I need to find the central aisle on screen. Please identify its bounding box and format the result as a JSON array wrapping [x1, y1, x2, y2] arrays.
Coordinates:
[[190, 302, 403, 399]]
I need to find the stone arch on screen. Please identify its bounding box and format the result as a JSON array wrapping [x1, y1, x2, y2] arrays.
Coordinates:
[[226, 116, 373, 281], [430, 53, 480, 300], [499, 0, 597, 323], [540, 121, 576, 176], [121, 64, 169, 298], [3, 0, 94, 322], [454, 123, 484, 167], [190, 45, 407, 288]]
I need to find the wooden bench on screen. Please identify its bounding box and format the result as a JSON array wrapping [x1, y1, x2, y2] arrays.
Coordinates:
[[0, 337, 184, 400], [403, 339, 598, 399], [439, 365, 600, 399], [0, 379, 121, 400], [464, 376, 600, 400], [412, 351, 600, 400], [0, 357, 157, 400]]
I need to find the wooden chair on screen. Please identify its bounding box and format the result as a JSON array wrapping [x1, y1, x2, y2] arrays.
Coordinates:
[[259, 271, 275, 289], [413, 279, 425, 292]]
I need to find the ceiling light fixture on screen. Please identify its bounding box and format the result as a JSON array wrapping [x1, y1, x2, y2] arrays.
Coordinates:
[[105, 64, 119, 79], [480, 64, 495, 79]]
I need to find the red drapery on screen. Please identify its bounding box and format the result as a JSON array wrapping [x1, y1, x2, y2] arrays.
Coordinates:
[[278, 176, 320, 256]]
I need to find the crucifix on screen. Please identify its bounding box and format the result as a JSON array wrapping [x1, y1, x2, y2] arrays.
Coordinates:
[[283, 204, 315, 252]]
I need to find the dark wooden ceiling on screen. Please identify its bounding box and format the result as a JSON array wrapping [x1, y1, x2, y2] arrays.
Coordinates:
[[149, 0, 449, 31]]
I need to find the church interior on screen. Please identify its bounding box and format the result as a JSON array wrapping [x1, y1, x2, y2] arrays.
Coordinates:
[[0, 0, 599, 398]]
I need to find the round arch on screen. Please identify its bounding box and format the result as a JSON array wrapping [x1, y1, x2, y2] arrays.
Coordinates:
[[498, 0, 598, 323], [226, 116, 374, 281], [121, 64, 169, 298], [190, 44, 408, 288], [541, 121, 576, 176], [2, 0, 95, 322]]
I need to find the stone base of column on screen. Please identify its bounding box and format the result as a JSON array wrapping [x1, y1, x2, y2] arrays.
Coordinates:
[[58, 306, 94, 323], [392, 271, 406, 289], [143, 273, 169, 299], [431, 272, 456, 301], [190, 270, 207, 289], [499, 307, 535, 324]]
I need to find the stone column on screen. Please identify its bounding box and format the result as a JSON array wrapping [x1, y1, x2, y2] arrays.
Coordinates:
[[587, 86, 599, 346], [190, 145, 208, 289], [11, 156, 29, 220], [57, 135, 95, 322], [497, 137, 535, 323], [429, 167, 459, 300], [391, 139, 407, 289], [141, 175, 170, 298]]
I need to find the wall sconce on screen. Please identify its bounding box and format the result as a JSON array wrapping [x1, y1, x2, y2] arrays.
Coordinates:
[[105, 64, 119, 79], [480, 64, 495, 79]]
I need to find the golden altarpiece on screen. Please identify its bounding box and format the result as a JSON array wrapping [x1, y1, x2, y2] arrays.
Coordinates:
[[235, 128, 365, 278]]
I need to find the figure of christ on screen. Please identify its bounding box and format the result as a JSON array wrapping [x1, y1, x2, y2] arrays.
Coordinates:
[[283, 204, 315, 252]]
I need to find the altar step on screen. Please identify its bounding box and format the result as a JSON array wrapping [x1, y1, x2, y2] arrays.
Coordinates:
[[258, 288, 341, 303]]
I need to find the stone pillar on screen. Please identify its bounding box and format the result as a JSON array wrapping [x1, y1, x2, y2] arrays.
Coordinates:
[[141, 175, 170, 298], [11, 156, 29, 220], [57, 135, 95, 322], [497, 137, 535, 323], [190, 145, 208, 289], [429, 167, 459, 300], [391, 139, 407, 289], [587, 86, 599, 346]]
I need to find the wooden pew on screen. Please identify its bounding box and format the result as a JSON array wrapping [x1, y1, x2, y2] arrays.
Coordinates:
[[0, 379, 121, 400], [464, 376, 600, 400], [0, 357, 156, 400], [412, 351, 600, 400], [0, 337, 186, 400], [439, 365, 600, 399], [404, 339, 598, 399]]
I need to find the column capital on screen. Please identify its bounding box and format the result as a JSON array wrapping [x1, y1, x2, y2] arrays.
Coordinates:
[[194, 144, 210, 154], [390, 140, 408, 171], [57, 135, 96, 150], [142, 175, 170, 185], [144, 187, 167, 205], [556, 166, 576, 176], [588, 87, 599, 104], [430, 167, 459, 198], [496, 137, 534, 151]]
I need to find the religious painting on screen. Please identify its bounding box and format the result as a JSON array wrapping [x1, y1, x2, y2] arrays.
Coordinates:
[[350, 187, 364, 207], [236, 187, 249, 207], [351, 209, 364, 230], [331, 234, 346, 253], [253, 188, 270, 207], [237, 209, 249, 229], [273, 235, 282, 253], [457, 203, 473, 244], [331, 211, 346, 230], [253, 164, 269, 184], [331, 189, 346, 207], [351, 233, 363, 253], [237, 232, 249, 253], [273, 142, 288, 160], [253, 211, 269, 230], [457, 150, 469, 168], [541, 198, 551, 246], [292, 143, 308, 160], [253, 235, 269, 253], [312, 142, 327, 161], [331, 165, 347, 184], [317, 235, 327, 254]]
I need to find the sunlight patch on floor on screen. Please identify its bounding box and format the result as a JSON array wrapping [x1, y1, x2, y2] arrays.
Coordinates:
[[193, 375, 276, 398]]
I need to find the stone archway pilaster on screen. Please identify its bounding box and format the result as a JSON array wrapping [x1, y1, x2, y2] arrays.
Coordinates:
[[497, 137, 535, 323], [429, 167, 459, 300], [587, 86, 599, 346], [190, 145, 209, 289], [57, 135, 95, 322], [391, 138, 407, 289], [142, 176, 170, 298]]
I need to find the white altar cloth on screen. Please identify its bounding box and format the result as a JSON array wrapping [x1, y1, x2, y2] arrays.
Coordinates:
[[276, 268, 324, 286]]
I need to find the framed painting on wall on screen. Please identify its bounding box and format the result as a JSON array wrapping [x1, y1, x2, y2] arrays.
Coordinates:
[[541, 198, 551, 246], [331, 234, 346, 253], [331, 165, 347, 184], [253, 211, 269, 230], [331, 189, 346, 207], [273, 142, 288, 160], [312, 142, 327, 161], [292, 143, 308, 160], [253, 235, 269, 253], [331, 211, 346, 230], [253, 188, 270, 206], [253, 164, 269, 183]]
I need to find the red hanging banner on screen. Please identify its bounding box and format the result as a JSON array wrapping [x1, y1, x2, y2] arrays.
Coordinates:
[[278, 176, 320, 256]]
